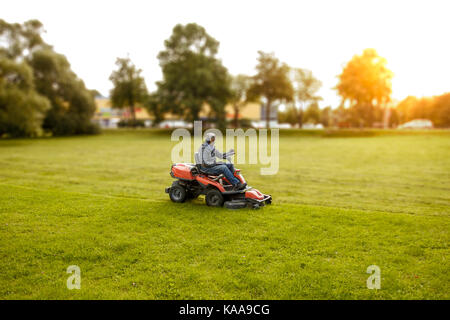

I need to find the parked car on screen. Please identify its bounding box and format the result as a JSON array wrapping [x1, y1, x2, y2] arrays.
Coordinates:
[[398, 119, 433, 129]]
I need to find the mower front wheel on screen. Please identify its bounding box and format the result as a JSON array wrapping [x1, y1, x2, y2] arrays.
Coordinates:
[[169, 185, 187, 203], [205, 189, 224, 207]]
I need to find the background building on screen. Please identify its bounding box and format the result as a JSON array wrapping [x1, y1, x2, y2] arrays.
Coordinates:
[[94, 97, 267, 128]]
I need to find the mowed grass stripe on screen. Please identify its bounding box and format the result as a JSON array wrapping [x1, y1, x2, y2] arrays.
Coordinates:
[[0, 183, 448, 299], [1, 132, 449, 216]]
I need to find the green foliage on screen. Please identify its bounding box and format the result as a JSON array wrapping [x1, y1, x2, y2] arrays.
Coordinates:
[[248, 51, 293, 127], [279, 103, 330, 127], [143, 92, 168, 127], [291, 68, 322, 127], [0, 19, 98, 137], [156, 23, 231, 123], [109, 57, 148, 122], [292, 68, 322, 104], [0, 58, 50, 137], [229, 74, 253, 127], [337, 49, 393, 105], [30, 49, 98, 135], [0, 19, 48, 59], [336, 49, 393, 127], [277, 105, 298, 126], [226, 117, 253, 129], [432, 93, 450, 127], [320, 106, 332, 127], [0, 130, 448, 299], [396, 93, 450, 128], [303, 102, 321, 124]]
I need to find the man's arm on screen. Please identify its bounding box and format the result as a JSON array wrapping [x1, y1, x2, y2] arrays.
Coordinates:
[[214, 148, 235, 160], [214, 148, 225, 159]]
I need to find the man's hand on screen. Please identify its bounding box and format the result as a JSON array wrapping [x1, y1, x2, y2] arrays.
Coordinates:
[[228, 149, 235, 156]]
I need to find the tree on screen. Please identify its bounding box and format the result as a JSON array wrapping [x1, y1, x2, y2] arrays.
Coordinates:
[[389, 107, 399, 128], [396, 96, 418, 124], [0, 58, 50, 137], [0, 20, 50, 137], [396, 93, 450, 128], [229, 74, 252, 128], [336, 48, 393, 127], [156, 23, 231, 124], [90, 89, 101, 98], [303, 102, 321, 124], [277, 105, 298, 126], [0, 19, 98, 136], [291, 68, 322, 128], [109, 57, 147, 125], [30, 49, 97, 135], [144, 91, 168, 127], [331, 105, 351, 128], [0, 19, 49, 60], [432, 93, 450, 127], [320, 106, 332, 127], [248, 51, 293, 128]]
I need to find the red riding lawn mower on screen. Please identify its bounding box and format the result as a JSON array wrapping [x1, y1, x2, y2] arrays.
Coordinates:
[[165, 153, 272, 209]]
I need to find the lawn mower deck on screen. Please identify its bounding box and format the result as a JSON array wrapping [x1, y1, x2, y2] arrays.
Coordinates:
[[165, 162, 272, 209]]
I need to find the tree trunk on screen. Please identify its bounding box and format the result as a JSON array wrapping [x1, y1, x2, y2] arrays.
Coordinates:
[[130, 104, 136, 126], [266, 100, 271, 128], [382, 103, 390, 129], [234, 104, 239, 128], [193, 109, 200, 123], [298, 103, 303, 128]]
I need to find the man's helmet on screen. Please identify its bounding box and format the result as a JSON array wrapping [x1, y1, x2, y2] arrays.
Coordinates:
[[205, 132, 216, 143]]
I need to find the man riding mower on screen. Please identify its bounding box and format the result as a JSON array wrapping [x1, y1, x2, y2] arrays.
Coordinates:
[[165, 133, 272, 209]]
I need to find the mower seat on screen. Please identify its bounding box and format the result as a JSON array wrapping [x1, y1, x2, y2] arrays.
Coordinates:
[[194, 152, 208, 173], [194, 152, 224, 181]]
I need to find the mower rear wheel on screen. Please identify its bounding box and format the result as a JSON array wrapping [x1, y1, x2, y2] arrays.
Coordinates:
[[205, 189, 224, 207], [169, 185, 187, 203]]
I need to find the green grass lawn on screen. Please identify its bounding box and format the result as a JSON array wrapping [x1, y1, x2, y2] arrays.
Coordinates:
[[0, 129, 449, 299]]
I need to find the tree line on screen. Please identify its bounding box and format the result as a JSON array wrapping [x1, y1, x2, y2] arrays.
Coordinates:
[[279, 49, 450, 128], [109, 23, 323, 129], [107, 26, 450, 130], [1, 20, 449, 138], [393, 93, 450, 128]]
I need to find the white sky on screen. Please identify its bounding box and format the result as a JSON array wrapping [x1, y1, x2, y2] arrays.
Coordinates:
[[3, 0, 450, 108]]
